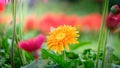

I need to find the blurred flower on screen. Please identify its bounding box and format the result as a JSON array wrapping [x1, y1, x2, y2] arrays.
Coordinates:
[[46, 25, 79, 53], [81, 14, 102, 32], [0, 0, 8, 4], [0, 3, 5, 12], [0, 14, 12, 24], [38, 13, 80, 34], [55, 14, 76, 26], [37, 13, 102, 34], [38, 13, 59, 34], [24, 14, 37, 32], [0, 0, 8, 13], [18, 34, 45, 59]]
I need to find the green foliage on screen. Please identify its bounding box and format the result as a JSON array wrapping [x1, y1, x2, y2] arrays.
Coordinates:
[[82, 49, 96, 60], [41, 49, 94, 68], [42, 49, 69, 68], [84, 60, 94, 68], [70, 41, 91, 50], [65, 51, 79, 59]]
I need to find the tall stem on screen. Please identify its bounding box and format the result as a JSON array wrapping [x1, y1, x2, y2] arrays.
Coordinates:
[[17, 0, 27, 65], [102, 30, 109, 68], [19, 0, 23, 39], [96, 0, 108, 68], [11, 0, 16, 68], [15, 34, 24, 65]]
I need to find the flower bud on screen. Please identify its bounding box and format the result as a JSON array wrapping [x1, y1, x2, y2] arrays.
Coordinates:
[[110, 5, 120, 14]]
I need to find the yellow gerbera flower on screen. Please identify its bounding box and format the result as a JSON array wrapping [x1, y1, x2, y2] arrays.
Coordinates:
[[46, 25, 79, 53]]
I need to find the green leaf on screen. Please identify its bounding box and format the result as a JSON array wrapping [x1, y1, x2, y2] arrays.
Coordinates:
[[70, 42, 91, 50], [82, 49, 96, 60], [41, 49, 69, 68], [1, 37, 10, 53], [68, 59, 83, 68], [65, 52, 79, 59], [84, 60, 94, 68]]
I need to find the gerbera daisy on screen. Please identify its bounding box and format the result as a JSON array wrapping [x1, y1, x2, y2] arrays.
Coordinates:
[[18, 34, 45, 60], [46, 25, 79, 53]]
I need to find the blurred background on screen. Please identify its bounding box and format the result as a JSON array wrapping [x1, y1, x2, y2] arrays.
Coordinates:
[[0, 0, 120, 57]]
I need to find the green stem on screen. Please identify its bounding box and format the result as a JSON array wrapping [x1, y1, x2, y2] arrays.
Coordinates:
[[96, 0, 108, 68], [19, 0, 23, 39], [11, 0, 16, 68], [64, 50, 66, 60], [18, 0, 27, 65], [15, 34, 24, 65], [63, 45, 67, 61], [102, 30, 109, 68]]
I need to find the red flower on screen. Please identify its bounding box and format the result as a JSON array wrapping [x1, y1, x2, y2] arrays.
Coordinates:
[[0, 3, 5, 13], [106, 14, 120, 31], [24, 15, 37, 32], [55, 14, 75, 27], [18, 34, 45, 53], [81, 14, 102, 31], [106, 5, 120, 31], [38, 13, 80, 34], [38, 13, 58, 34]]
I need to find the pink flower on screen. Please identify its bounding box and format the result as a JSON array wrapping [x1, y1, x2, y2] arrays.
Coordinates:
[[0, 0, 8, 4], [18, 34, 45, 53]]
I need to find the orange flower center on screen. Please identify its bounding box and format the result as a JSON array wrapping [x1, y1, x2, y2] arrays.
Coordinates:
[[56, 33, 66, 41]]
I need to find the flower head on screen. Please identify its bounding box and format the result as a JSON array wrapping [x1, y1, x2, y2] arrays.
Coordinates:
[[106, 15, 120, 31], [18, 34, 45, 53], [24, 14, 37, 32], [106, 5, 120, 32], [46, 25, 79, 53]]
